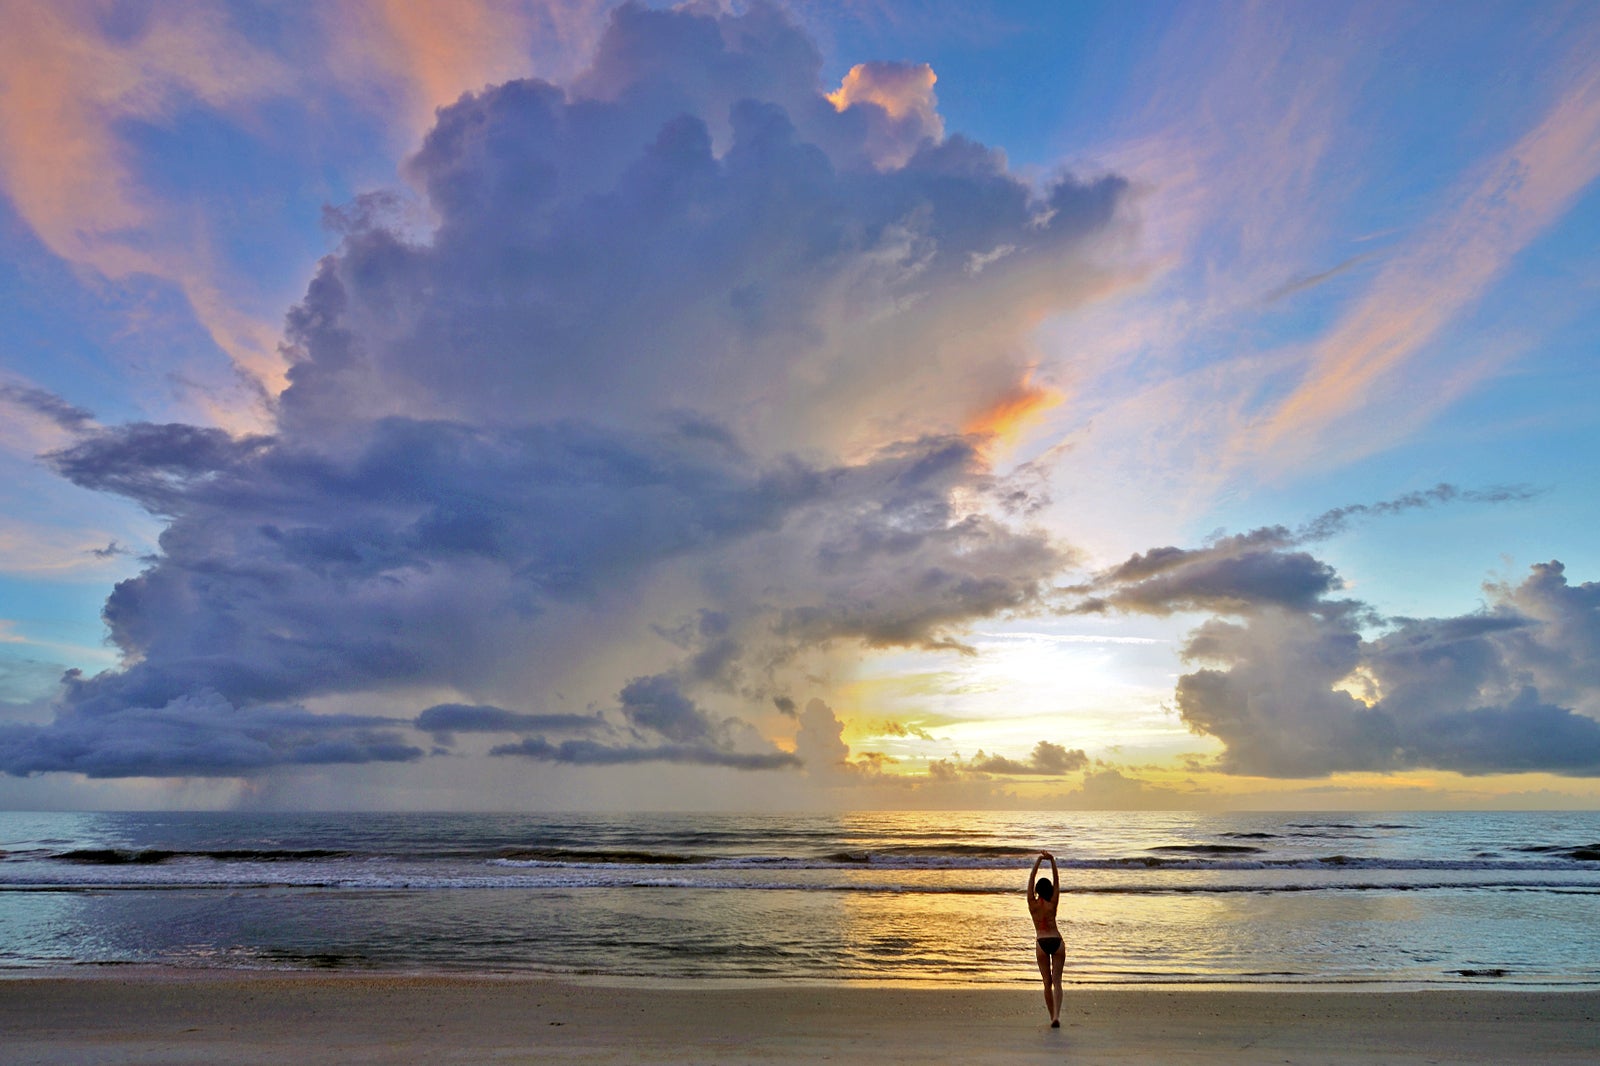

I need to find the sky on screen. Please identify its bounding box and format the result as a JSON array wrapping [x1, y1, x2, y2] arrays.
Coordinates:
[[1, 0, 1599, 812]]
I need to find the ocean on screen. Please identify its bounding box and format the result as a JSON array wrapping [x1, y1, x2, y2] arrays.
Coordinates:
[[2, 810, 1597, 987]]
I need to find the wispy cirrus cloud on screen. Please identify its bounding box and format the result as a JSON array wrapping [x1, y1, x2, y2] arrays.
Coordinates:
[[1022, 5, 1600, 549], [0, 2, 291, 408], [1241, 64, 1600, 474], [324, 0, 611, 136]]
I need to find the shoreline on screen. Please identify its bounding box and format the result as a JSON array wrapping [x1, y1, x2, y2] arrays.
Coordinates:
[[4, 962, 1597, 994], [4, 971, 1598, 1064]]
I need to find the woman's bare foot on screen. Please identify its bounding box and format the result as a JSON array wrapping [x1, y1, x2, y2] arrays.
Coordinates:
[[1051, 1019, 1060, 1028]]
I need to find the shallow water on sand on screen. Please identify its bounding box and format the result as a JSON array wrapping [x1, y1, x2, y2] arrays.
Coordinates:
[[3, 809, 1598, 985]]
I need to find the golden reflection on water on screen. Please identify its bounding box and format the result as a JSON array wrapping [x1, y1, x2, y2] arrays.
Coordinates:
[[837, 885, 1022, 982], [825, 869, 1456, 984]]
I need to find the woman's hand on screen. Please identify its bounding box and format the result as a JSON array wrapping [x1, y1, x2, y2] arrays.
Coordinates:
[[1039, 850, 1053, 861]]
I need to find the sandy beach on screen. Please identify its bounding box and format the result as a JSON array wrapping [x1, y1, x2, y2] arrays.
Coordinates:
[[2, 972, 1596, 1065]]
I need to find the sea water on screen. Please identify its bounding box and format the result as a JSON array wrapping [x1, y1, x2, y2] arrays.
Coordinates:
[[2, 809, 1597, 986]]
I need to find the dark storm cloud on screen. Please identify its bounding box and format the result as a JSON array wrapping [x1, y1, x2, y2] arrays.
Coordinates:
[[53, 419, 823, 713], [6, 2, 1128, 779], [415, 703, 604, 736], [18, 419, 831, 774], [0, 694, 420, 778], [489, 736, 799, 770], [620, 673, 720, 743], [45, 423, 273, 515]]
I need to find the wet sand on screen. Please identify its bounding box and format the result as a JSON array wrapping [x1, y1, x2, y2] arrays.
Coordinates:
[[2, 971, 1597, 1064]]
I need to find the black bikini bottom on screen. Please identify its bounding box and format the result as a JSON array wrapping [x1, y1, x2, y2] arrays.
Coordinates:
[[1037, 936, 1063, 955]]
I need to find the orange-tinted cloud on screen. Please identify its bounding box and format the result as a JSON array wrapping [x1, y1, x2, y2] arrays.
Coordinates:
[[964, 373, 1064, 454], [827, 61, 942, 168], [827, 61, 937, 120]]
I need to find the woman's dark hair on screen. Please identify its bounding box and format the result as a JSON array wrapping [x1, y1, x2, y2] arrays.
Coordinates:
[[1035, 878, 1053, 900]]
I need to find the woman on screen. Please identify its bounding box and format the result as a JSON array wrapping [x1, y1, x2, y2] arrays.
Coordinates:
[[1027, 850, 1064, 1027]]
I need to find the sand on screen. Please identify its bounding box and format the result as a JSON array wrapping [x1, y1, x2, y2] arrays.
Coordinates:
[[2, 972, 1597, 1064]]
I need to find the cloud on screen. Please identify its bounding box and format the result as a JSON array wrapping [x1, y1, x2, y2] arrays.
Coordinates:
[[1487, 561, 1600, 717], [46, 423, 274, 516], [0, 524, 149, 579], [1083, 550, 1342, 616], [1241, 61, 1600, 473], [782, 697, 933, 784], [484, 671, 800, 769], [826, 61, 943, 169], [1294, 484, 1539, 543], [329, 0, 573, 134], [1256, 253, 1371, 306], [415, 703, 604, 737], [0, 1, 293, 400], [6, 3, 1128, 782], [1073, 485, 1531, 616], [1170, 561, 1600, 777], [794, 697, 852, 776], [1059, 767, 1192, 810], [0, 383, 95, 435], [0, 691, 421, 779], [869, 719, 936, 741], [1066, 491, 1600, 779], [489, 736, 799, 770], [1019, 5, 1598, 545], [0, 3, 617, 436], [620, 673, 740, 746], [966, 740, 1089, 776], [283, 17, 1126, 454]]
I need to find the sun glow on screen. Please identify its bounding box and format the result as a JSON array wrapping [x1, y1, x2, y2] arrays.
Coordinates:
[[835, 626, 1183, 774], [963, 374, 1064, 454]]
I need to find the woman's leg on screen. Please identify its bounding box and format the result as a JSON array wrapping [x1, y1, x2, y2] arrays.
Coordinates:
[[1035, 943, 1055, 1019], [1049, 945, 1065, 1024]]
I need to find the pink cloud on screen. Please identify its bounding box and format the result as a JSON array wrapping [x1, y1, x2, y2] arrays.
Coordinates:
[[0, 1, 615, 428], [1243, 66, 1600, 473]]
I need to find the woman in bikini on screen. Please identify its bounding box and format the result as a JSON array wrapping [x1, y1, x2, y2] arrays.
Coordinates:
[[1027, 850, 1064, 1027]]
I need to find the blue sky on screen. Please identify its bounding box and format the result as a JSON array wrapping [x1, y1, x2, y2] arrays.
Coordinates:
[[1, 1, 1598, 810]]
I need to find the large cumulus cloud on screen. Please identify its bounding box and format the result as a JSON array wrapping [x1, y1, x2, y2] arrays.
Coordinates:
[[3, 2, 1127, 780], [1077, 499, 1600, 777]]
